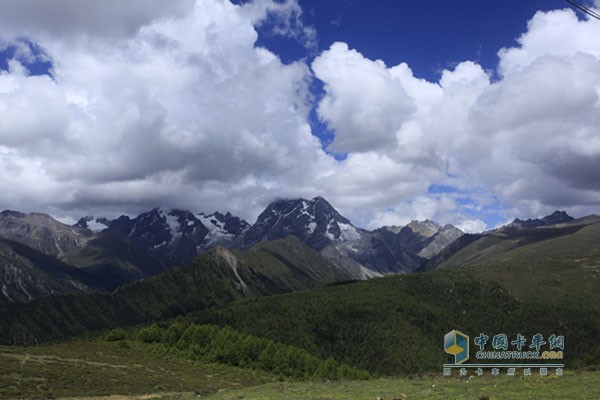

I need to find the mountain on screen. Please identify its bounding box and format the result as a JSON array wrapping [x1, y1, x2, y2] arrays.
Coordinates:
[[243, 197, 352, 250], [0, 207, 257, 297], [0, 210, 92, 258], [186, 214, 600, 375], [243, 196, 423, 274], [500, 210, 574, 231], [0, 198, 467, 301], [378, 220, 463, 260], [418, 210, 582, 274], [198, 211, 250, 247], [105, 208, 253, 267], [0, 238, 96, 303], [73, 216, 110, 231], [0, 236, 362, 345], [425, 213, 600, 277], [107, 208, 210, 267], [191, 249, 600, 374]]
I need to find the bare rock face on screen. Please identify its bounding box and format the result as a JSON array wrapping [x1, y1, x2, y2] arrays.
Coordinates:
[[0, 210, 91, 258], [418, 224, 464, 259]]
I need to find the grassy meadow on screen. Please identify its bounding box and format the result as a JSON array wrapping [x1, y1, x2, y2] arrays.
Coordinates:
[[1, 338, 598, 400]]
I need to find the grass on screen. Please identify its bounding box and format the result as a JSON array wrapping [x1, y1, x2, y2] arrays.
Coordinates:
[[203, 371, 600, 400], [1, 340, 599, 399], [0, 340, 273, 399]]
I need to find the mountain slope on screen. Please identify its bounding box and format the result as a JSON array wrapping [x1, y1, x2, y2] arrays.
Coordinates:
[[192, 266, 599, 374], [0, 210, 91, 258], [425, 215, 600, 305], [0, 238, 96, 303], [0, 236, 360, 345], [499, 210, 574, 231], [185, 214, 600, 374]]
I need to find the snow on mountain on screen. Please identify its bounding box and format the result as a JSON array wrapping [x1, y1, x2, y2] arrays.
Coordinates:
[[74, 216, 110, 232], [243, 197, 424, 274], [198, 211, 250, 247], [243, 196, 354, 250]]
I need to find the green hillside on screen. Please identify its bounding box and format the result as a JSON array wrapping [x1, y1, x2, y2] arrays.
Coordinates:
[[175, 218, 600, 376], [0, 237, 356, 345], [191, 269, 599, 375], [428, 216, 600, 306], [0, 238, 96, 303]]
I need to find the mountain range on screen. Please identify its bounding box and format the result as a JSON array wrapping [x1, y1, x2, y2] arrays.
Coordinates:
[[0, 196, 580, 305], [1, 194, 599, 371]]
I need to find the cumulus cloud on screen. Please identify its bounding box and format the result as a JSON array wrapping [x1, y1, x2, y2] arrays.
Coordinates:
[[313, 7, 600, 228], [456, 219, 488, 234], [242, 0, 317, 51], [0, 0, 332, 221], [0, 0, 195, 39], [312, 42, 416, 153], [1, 1, 599, 231]]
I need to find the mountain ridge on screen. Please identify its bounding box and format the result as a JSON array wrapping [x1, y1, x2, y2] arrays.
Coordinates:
[[0, 236, 363, 345], [0, 200, 583, 303]]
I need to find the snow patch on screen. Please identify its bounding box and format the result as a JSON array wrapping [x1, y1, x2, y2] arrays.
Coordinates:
[[198, 213, 235, 245], [306, 222, 317, 234], [86, 219, 108, 232], [338, 222, 361, 241], [153, 240, 168, 249]]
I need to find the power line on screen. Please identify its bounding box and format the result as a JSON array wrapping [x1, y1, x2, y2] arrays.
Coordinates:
[[565, 0, 600, 21]]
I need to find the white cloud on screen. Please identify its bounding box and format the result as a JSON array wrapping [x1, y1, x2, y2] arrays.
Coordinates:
[[312, 42, 416, 153], [242, 0, 317, 51], [456, 219, 487, 234], [0, 0, 332, 222], [498, 8, 600, 76], [313, 8, 600, 229], [1, 2, 600, 232], [0, 0, 195, 39]]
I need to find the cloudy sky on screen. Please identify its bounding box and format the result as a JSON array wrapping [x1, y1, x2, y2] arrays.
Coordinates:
[[1, 0, 600, 232]]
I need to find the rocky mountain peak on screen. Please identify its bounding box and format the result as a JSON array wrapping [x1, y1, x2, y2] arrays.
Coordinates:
[[506, 210, 574, 230], [541, 210, 573, 225], [243, 196, 355, 250], [406, 220, 442, 238], [74, 216, 110, 232]]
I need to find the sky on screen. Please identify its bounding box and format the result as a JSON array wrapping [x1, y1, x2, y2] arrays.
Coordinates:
[[1, 0, 600, 232]]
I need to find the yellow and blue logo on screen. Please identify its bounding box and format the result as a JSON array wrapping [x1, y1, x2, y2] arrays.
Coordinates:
[[444, 330, 469, 364]]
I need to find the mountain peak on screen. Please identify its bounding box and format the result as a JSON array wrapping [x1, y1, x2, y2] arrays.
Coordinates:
[[243, 196, 352, 250], [74, 216, 110, 232], [505, 210, 574, 231], [0, 210, 26, 218], [542, 210, 573, 225], [406, 220, 442, 238], [198, 210, 250, 246]]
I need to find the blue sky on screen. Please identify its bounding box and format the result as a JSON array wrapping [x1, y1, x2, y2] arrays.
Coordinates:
[[250, 0, 590, 229], [258, 0, 568, 79], [0, 0, 599, 231]]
